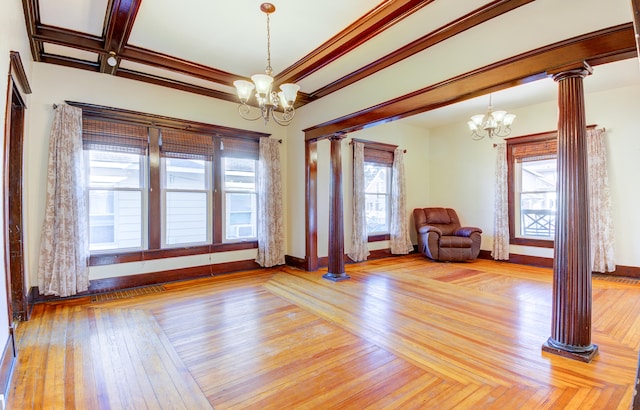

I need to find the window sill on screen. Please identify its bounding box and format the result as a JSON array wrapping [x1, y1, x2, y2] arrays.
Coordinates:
[[89, 241, 258, 266], [368, 234, 390, 242], [510, 237, 554, 248]]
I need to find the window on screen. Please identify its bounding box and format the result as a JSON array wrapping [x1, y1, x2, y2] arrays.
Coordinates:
[[364, 163, 391, 234], [508, 132, 557, 247], [223, 157, 257, 241], [353, 139, 396, 240], [84, 120, 148, 252], [78, 103, 268, 264]]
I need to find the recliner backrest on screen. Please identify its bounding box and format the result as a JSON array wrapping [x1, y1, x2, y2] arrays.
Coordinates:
[[416, 207, 461, 236]]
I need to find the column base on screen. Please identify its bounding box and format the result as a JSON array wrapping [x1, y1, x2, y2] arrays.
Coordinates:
[[322, 272, 351, 282], [542, 339, 599, 363]]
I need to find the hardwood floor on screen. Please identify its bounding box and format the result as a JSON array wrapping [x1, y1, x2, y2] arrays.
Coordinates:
[[8, 255, 640, 409]]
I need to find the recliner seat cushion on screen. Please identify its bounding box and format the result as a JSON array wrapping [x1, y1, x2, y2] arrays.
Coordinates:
[[439, 236, 472, 248]]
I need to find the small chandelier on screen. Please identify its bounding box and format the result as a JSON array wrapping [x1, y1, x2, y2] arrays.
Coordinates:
[[233, 3, 299, 126], [468, 94, 516, 140]]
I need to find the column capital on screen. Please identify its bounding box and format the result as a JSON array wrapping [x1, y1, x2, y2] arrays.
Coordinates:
[[549, 61, 593, 82], [328, 133, 346, 141]]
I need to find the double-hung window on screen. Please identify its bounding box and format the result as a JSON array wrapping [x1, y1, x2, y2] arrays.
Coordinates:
[[84, 120, 148, 252], [78, 102, 267, 265], [160, 130, 213, 247], [508, 132, 557, 247], [355, 139, 396, 239]]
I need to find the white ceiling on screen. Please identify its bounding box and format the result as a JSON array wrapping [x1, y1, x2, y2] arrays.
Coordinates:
[[30, 0, 640, 131]]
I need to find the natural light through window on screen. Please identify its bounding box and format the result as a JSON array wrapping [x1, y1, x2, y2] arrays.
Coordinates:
[[364, 162, 391, 234], [515, 158, 557, 239]]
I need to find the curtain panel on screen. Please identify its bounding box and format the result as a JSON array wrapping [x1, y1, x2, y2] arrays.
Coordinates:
[[587, 128, 615, 272], [348, 142, 370, 262], [492, 143, 509, 260], [389, 148, 414, 254], [37, 104, 89, 297], [255, 138, 285, 267]]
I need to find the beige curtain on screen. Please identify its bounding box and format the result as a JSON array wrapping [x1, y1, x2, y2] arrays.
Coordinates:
[[348, 142, 370, 262], [389, 148, 413, 254], [492, 142, 509, 260], [37, 104, 89, 297], [256, 138, 285, 267], [587, 128, 615, 273]]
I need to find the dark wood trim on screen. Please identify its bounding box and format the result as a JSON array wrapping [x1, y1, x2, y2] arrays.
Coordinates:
[[478, 250, 554, 268], [284, 254, 306, 271], [609, 265, 640, 279], [368, 234, 390, 242], [66, 101, 270, 139], [33, 25, 104, 53], [116, 69, 241, 103], [305, 140, 318, 271], [324, 135, 348, 280], [101, 0, 143, 74], [277, 0, 433, 85], [350, 138, 398, 152], [89, 241, 258, 266], [631, 0, 640, 60], [310, 0, 535, 99], [303, 23, 636, 141], [0, 332, 16, 400], [9, 51, 32, 94], [148, 128, 161, 250], [40, 54, 100, 72]]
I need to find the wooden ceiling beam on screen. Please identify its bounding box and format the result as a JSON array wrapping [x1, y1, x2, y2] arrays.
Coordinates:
[[101, 0, 144, 74], [303, 23, 637, 141], [309, 0, 535, 99], [276, 0, 432, 85]]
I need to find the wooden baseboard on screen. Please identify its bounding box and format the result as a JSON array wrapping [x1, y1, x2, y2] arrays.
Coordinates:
[[31, 258, 262, 302], [0, 331, 16, 402], [478, 250, 640, 278]]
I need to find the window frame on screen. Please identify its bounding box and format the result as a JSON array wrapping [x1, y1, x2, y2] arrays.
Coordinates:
[[71, 101, 270, 266], [507, 131, 557, 248], [352, 138, 397, 242]]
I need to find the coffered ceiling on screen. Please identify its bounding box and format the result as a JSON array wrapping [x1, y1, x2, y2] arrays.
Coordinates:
[[20, 0, 640, 130]]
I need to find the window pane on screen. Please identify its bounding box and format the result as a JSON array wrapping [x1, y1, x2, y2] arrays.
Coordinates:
[[519, 158, 557, 238], [165, 191, 208, 245], [89, 189, 142, 251], [224, 158, 256, 192], [225, 193, 257, 240], [89, 150, 142, 188], [363, 162, 391, 234], [164, 158, 206, 190]]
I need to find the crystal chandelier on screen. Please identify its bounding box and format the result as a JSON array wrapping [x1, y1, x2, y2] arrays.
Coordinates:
[[233, 3, 299, 126], [468, 94, 516, 140]]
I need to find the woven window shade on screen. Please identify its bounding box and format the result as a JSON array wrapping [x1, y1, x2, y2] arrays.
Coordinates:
[[160, 129, 214, 160], [82, 118, 148, 154], [220, 137, 259, 160], [364, 148, 393, 166], [513, 139, 557, 163]]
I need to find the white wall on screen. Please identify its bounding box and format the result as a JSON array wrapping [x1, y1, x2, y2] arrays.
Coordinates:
[[25, 62, 290, 288], [428, 84, 640, 267]]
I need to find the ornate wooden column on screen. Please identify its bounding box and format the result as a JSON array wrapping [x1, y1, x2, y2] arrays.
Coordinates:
[[542, 62, 598, 362], [323, 134, 350, 282]]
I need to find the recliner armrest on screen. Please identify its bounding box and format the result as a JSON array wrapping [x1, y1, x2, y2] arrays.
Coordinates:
[[455, 226, 482, 237], [418, 225, 442, 236]]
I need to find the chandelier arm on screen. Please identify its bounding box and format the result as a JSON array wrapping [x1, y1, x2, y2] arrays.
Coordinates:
[[270, 109, 295, 126], [237, 103, 263, 122]]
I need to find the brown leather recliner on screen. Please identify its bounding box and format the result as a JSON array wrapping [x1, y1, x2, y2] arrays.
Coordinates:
[[413, 207, 482, 262]]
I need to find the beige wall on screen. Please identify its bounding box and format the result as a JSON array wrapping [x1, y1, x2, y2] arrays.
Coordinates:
[[427, 83, 640, 267], [25, 62, 290, 286]]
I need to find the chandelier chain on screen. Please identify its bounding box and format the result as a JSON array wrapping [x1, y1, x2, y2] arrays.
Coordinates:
[[265, 12, 272, 76]]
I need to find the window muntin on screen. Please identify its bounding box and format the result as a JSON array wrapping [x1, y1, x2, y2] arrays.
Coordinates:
[[364, 162, 391, 234], [222, 157, 257, 241], [86, 150, 146, 252]]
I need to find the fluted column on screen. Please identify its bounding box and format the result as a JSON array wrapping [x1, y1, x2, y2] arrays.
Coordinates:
[[323, 134, 350, 282], [542, 62, 598, 362]]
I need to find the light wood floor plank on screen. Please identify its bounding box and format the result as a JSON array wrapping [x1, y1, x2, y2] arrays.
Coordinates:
[[7, 255, 640, 408]]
